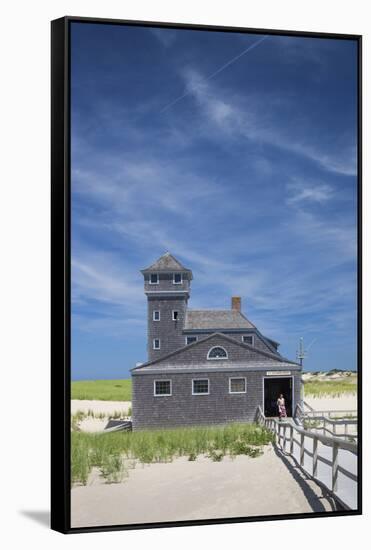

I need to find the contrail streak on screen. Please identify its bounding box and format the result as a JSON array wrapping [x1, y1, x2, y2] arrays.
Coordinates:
[[161, 34, 269, 113]]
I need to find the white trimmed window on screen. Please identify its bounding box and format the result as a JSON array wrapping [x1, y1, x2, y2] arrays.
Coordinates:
[[153, 338, 161, 350], [149, 273, 159, 284], [154, 380, 172, 396], [173, 273, 182, 284], [229, 377, 247, 394], [192, 379, 209, 395], [186, 336, 198, 345], [172, 310, 179, 321], [153, 310, 160, 321], [207, 346, 228, 360], [242, 335, 254, 345]]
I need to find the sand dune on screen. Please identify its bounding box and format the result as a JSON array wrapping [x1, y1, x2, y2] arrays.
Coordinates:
[[71, 400, 131, 415], [305, 395, 357, 412], [71, 445, 336, 528]]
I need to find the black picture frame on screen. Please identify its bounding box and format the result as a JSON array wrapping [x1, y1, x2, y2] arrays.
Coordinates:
[[51, 15, 362, 534]]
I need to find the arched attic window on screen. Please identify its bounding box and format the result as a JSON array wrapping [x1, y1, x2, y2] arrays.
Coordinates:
[[207, 346, 228, 360]]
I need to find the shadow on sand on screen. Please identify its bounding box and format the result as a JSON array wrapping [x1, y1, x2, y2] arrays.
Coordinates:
[[272, 444, 340, 513]]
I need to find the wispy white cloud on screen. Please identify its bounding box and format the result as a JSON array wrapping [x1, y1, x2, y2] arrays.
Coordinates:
[[150, 28, 177, 48], [72, 313, 145, 338], [285, 180, 334, 205], [178, 67, 356, 176], [283, 208, 356, 262], [72, 157, 222, 219], [72, 250, 143, 308], [161, 35, 269, 113]]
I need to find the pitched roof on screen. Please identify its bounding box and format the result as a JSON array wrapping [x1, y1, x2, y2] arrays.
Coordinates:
[[141, 252, 192, 276], [132, 332, 300, 373], [184, 309, 255, 330], [133, 360, 298, 373]]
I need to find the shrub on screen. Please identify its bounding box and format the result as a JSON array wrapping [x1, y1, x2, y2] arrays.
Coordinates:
[[100, 454, 127, 483], [71, 423, 272, 485]]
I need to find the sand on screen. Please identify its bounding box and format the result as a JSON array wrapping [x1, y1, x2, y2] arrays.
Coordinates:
[[70, 394, 355, 526], [71, 445, 336, 528], [305, 395, 357, 412], [71, 400, 132, 432], [71, 400, 131, 415], [71, 395, 357, 434]]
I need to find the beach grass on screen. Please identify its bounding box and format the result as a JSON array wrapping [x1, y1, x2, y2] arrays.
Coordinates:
[[71, 423, 274, 485], [303, 378, 357, 397], [71, 379, 132, 401]]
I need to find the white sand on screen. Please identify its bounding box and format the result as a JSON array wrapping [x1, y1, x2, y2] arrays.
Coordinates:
[[71, 445, 336, 528], [72, 400, 132, 432], [78, 418, 108, 432], [71, 400, 131, 415], [305, 395, 357, 412]]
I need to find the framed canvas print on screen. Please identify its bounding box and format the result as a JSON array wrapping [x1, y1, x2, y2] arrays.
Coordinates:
[[51, 16, 362, 533]]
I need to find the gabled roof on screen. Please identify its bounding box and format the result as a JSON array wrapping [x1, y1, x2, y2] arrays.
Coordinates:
[[132, 332, 300, 373], [141, 252, 193, 277], [184, 309, 255, 330]]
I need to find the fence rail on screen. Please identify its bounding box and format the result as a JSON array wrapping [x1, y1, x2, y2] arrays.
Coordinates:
[[256, 406, 358, 509], [303, 415, 357, 441], [303, 401, 357, 419], [298, 402, 358, 441]]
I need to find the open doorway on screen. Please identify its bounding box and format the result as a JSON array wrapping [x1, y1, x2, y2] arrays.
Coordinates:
[[264, 377, 293, 417]]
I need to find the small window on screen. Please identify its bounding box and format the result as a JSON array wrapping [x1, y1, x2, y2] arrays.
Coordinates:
[[172, 310, 179, 321], [149, 273, 159, 284], [153, 310, 160, 321], [173, 273, 182, 284], [229, 377, 246, 394], [154, 380, 171, 396], [242, 335, 254, 345], [153, 338, 160, 350], [207, 346, 228, 360], [186, 336, 198, 345], [192, 379, 209, 395]]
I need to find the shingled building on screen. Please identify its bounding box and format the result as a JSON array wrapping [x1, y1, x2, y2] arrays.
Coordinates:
[[131, 252, 302, 429]]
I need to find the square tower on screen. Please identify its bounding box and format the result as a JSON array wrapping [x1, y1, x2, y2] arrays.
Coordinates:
[[141, 252, 193, 361]]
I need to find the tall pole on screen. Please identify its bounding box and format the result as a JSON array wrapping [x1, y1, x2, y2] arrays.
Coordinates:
[[297, 337, 306, 409]]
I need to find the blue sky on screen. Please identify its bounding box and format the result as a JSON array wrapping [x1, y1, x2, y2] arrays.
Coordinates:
[[71, 22, 358, 380]]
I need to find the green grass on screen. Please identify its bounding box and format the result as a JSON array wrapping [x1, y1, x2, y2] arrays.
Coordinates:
[[71, 379, 132, 401], [71, 423, 274, 486], [303, 379, 357, 398]]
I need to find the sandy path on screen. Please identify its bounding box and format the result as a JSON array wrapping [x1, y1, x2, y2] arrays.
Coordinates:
[[305, 395, 357, 412], [71, 445, 335, 528], [71, 400, 131, 415]]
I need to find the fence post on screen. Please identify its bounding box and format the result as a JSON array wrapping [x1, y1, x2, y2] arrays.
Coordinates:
[[312, 437, 318, 477], [345, 423, 348, 436], [332, 442, 339, 492], [283, 425, 287, 452], [300, 434, 305, 467], [290, 426, 294, 455]]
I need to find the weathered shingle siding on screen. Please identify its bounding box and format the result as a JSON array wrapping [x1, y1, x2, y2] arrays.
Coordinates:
[[132, 370, 302, 429], [153, 333, 274, 366], [144, 272, 190, 293], [182, 330, 277, 355], [147, 295, 188, 361]]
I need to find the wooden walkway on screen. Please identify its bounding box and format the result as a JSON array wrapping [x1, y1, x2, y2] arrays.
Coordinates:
[[256, 407, 358, 510]]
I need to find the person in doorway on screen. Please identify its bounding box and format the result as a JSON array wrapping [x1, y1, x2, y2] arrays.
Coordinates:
[[277, 394, 287, 419]]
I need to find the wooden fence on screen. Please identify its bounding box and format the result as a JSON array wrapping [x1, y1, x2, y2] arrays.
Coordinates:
[[255, 406, 358, 508], [299, 402, 358, 440], [303, 415, 357, 440]]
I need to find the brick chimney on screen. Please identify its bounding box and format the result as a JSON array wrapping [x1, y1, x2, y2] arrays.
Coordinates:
[[231, 296, 241, 311]]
